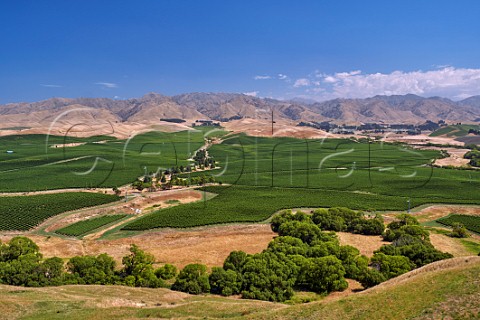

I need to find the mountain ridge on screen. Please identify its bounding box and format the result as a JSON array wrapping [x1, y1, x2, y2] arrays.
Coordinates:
[[1, 93, 479, 127]]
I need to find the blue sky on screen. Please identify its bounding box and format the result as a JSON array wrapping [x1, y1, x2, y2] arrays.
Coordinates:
[[1, 1, 480, 103]]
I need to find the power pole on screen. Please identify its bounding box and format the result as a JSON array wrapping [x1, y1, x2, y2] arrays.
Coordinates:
[[271, 109, 275, 136]]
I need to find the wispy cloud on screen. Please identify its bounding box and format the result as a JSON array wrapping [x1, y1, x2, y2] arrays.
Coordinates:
[[41, 84, 62, 88], [293, 78, 310, 87], [95, 82, 118, 88], [278, 74, 288, 80], [243, 91, 259, 97], [290, 67, 480, 101], [254, 75, 272, 80]]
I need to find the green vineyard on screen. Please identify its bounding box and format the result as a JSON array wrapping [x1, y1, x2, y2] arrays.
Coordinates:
[[0, 193, 121, 231], [56, 214, 128, 237], [122, 185, 480, 231], [437, 214, 480, 234]]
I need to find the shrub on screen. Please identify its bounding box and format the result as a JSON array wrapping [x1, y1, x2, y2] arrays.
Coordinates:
[[172, 264, 210, 294], [265, 236, 309, 257], [271, 210, 311, 232], [370, 253, 414, 279], [223, 251, 248, 273], [240, 252, 298, 302], [449, 223, 469, 238], [154, 264, 177, 280], [121, 244, 163, 288], [67, 254, 117, 285], [209, 267, 242, 296], [299, 256, 348, 294], [278, 221, 326, 245]]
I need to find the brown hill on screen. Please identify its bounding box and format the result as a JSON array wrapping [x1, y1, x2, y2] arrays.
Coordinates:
[[1, 93, 479, 134]]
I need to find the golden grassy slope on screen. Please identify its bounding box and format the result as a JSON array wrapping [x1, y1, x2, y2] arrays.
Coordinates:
[[0, 256, 479, 320]]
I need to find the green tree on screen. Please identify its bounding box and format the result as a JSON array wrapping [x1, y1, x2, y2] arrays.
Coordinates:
[[121, 244, 163, 287], [449, 223, 469, 238], [312, 209, 346, 231], [209, 267, 242, 296], [67, 254, 117, 285], [299, 256, 348, 294], [172, 263, 210, 294], [240, 252, 298, 302], [154, 264, 177, 280], [271, 210, 310, 232], [4, 236, 42, 261], [265, 236, 309, 257], [278, 221, 326, 245], [223, 251, 248, 273], [370, 253, 414, 279]]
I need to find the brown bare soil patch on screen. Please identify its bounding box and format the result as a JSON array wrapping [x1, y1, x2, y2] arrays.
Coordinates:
[[43, 189, 203, 233], [411, 205, 480, 223], [223, 118, 333, 139], [336, 232, 387, 257], [382, 133, 464, 146], [429, 233, 472, 257], [2, 224, 275, 269], [423, 147, 470, 167], [0, 121, 195, 139], [322, 279, 364, 302]]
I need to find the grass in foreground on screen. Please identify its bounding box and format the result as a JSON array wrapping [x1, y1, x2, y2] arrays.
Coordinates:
[[0, 257, 478, 320]]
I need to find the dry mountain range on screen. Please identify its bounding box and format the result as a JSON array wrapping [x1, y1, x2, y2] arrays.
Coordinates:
[[1, 93, 480, 130]]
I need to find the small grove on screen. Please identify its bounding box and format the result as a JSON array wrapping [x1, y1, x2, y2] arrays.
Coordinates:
[[464, 146, 480, 167], [0, 208, 459, 303], [0, 238, 176, 288], [170, 209, 453, 302]]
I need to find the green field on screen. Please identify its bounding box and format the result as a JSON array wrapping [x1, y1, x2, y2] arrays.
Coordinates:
[[0, 129, 224, 192], [122, 185, 480, 230], [2, 132, 480, 231], [56, 214, 128, 237], [0, 193, 121, 230], [123, 134, 480, 230], [437, 214, 480, 234], [430, 124, 480, 137]]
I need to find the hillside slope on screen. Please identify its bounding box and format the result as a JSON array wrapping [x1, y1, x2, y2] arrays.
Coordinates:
[[1, 93, 480, 133], [0, 256, 478, 319]]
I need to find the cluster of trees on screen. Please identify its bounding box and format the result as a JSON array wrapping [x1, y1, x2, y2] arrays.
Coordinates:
[[310, 207, 385, 235], [0, 238, 176, 288], [375, 214, 452, 272], [131, 173, 218, 191], [464, 146, 480, 167], [171, 210, 454, 301], [193, 149, 216, 169], [0, 209, 457, 304], [468, 129, 480, 135], [172, 210, 384, 302]]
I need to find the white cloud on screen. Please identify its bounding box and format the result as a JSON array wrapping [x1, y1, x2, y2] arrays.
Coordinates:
[[293, 78, 310, 87], [254, 75, 272, 80], [41, 84, 62, 88], [323, 76, 338, 83], [243, 91, 259, 97], [278, 74, 288, 80], [95, 82, 118, 88], [296, 67, 480, 101]]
